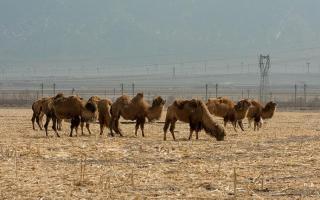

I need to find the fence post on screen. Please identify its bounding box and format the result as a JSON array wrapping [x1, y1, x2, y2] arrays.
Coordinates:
[[41, 83, 44, 97], [205, 84, 208, 101], [53, 83, 56, 96], [247, 90, 250, 99], [121, 83, 124, 95], [294, 84, 297, 108], [215, 84, 218, 98], [132, 83, 135, 97], [72, 88, 75, 95], [303, 83, 307, 106]]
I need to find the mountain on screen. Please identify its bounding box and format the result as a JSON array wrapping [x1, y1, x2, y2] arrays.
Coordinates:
[[0, 0, 320, 65]]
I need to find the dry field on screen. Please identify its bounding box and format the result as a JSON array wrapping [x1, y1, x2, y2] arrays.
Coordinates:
[[0, 108, 320, 199]]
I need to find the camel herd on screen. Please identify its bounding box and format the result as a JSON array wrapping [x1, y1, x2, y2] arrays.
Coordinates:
[[31, 92, 277, 141]]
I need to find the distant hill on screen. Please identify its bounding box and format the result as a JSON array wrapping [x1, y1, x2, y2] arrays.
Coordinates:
[[0, 0, 320, 65]]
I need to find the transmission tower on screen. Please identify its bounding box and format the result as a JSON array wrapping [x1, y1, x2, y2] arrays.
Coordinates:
[[259, 54, 271, 103]]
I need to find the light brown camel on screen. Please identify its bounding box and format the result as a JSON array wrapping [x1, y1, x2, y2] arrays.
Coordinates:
[[206, 97, 251, 131], [247, 100, 277, 130], [97, 98, 113, 135], [48, 95, 97, 137], [163, 99, 226, 141], [110, 93, 165, 137]]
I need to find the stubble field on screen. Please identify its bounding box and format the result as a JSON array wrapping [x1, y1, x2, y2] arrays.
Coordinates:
[[0, 108, 320, 199]]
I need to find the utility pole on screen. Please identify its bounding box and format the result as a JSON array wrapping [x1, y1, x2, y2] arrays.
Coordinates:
[[303, 83, 307, 105], [204, 61, 207, 73], [294, 84, 297, 107], [53, 83, 56, 96], [307, 62, 310, 74], [215, 84, 218, 98], [205, 84, 208, 101], [172, 65, 176, 79], [121, 83, 124, 95], [259, 54, 271, 103], [41, 83, 44, 97]]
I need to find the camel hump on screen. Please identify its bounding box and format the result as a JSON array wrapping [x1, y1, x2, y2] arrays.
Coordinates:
[[132, 93, 144, 103]]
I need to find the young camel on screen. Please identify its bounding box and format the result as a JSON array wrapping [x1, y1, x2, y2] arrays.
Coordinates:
[[247, 100, 277, 130], [206, 97, 251, 131], [31, 97, 48, 130], [80, 96, 101, 135], [163, 99, 226, 141], [110, 93, 165, 137]]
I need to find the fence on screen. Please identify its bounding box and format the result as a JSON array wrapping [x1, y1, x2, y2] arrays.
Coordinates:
[[1, 83, 320, 110]]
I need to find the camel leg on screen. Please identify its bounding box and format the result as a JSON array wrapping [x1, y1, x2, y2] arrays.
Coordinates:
[[223, 118, 228, 128], [100, 122, 104, 135], [135, 120, 140, 137], [70, 117, 80, 137], [196, 131, 199, 140], [80, 121, 85, 135], [116, 119, 123, 137], [31, 113, 36, 130], [163, 119, 171, 141], [248, 119, 252, 128], [44, 115, 51, 137], [232, 121, 238, 132], [169, 120, 177, 141], [57, 119, 62, 131], [86, 123, 91, 135], [51, 116, 60, 137], [39, 112, 45, 130], [188, 129, 194, 140], [238, 120, 245, 131], [140, 118, 145, 137]]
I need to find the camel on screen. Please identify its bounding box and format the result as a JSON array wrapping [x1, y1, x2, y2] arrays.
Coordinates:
[[80, 96, 101, 135], [206, 97, 251, 131], [97, 98, 113, 135], [247, 100, 277, 130], [110, 93, 165, 137], [31, 97, 48, 130], [49, 95, 98, 137], [163, 99, 226, 141]]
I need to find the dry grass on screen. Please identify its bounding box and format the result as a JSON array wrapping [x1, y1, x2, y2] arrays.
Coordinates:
[[0, 108, 320, 199]]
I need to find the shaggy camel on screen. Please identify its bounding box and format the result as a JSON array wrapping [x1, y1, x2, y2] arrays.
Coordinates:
[[97, 98, 113, 135], [163, 99, 226, 141], [49, 95, 98, 137], [31, 98, 48, 130], [206, 97, 251, 131], [80, 96, 101, 135], [110, 93, 165, 137], [247, 100, 277, 130]]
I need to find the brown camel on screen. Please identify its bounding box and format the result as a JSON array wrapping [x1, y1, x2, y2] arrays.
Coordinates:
[[206, 97, 251, 131], [97, 98, 113, 135], [247, 100, 277, 130], [31, 97, 48, 130], [163, 99, 226, 141], [80, 96, 101, 135], [110, 93, 165, 137], [49, 95, 98, 137]]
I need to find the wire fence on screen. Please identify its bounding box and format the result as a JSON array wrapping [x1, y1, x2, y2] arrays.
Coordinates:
[[1, 83, 320, 110]]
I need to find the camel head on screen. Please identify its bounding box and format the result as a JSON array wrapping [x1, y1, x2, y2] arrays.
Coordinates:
[[147, 96, 166, 121], [81, 99, 98, 122], [264, 101, 277, 111], [234, 99, 251, 111], [88, 96, 101, 104], [53, 93, 64, 100]]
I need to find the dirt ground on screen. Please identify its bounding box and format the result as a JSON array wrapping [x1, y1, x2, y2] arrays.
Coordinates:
[[0, 108, 320, 199]]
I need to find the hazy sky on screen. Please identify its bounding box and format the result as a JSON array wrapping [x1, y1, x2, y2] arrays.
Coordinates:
[[0, 0, 319, 66]]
